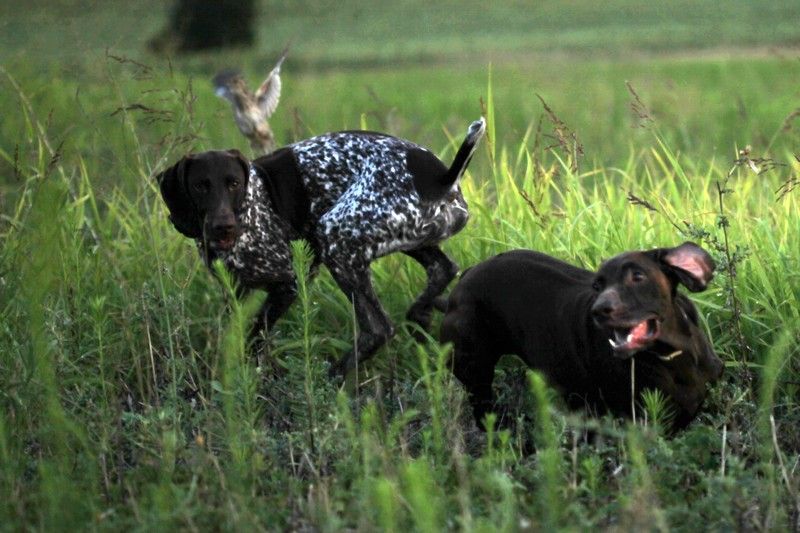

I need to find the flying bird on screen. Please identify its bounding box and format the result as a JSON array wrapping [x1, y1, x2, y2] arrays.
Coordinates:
[[213, 48, 288, 155]]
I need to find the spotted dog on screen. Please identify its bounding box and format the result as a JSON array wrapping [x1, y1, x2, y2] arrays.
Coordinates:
[[158, 118, 486, 375], [441, 243, 724, 430]]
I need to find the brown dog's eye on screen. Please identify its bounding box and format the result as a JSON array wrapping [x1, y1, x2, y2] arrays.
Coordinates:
[[591, 279, 603, 292], [195, 180, 210, 193], [631, 270, 646, 283]]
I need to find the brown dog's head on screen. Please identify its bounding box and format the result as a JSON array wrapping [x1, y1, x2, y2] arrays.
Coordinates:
[[589, 242, 724, 386], [156, 149, 250, 251]]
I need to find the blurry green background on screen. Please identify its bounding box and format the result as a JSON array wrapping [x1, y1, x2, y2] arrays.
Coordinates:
[[2, 0, 799, 184]]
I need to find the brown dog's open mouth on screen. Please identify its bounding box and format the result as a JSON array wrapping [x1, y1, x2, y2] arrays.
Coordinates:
[[607, 317, 660, 356]]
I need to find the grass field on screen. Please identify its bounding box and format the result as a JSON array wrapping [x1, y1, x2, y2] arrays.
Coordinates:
[[2, 1, 800, 530]]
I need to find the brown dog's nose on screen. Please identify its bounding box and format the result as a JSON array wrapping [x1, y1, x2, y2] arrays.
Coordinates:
[[591, 289, 622, 321]]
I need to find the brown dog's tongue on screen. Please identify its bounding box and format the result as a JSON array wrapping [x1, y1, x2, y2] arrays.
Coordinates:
[[628, 320, 650, 348]]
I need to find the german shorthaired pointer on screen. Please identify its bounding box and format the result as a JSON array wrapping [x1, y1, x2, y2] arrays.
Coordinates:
[[441, 242, 724, 430], [158, 118, 486, 375]]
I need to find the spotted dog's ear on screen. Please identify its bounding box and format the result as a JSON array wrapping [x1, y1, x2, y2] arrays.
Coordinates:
[[156, 156, 202, 239], [647, 242, 715, 292], [226, 148, 250, 183], [251, 147, 309, 235]]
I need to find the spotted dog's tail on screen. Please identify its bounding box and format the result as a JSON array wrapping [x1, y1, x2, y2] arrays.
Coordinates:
[[409, 117, 486, 202], [444, 117, 486, 191]]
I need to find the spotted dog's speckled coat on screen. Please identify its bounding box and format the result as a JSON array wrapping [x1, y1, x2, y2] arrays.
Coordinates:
[[158, 118, 485, 375], [294, 133, 470, 273]]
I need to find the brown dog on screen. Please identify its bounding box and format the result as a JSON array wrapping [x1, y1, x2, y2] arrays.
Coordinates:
[[440, 243, 724, 430]]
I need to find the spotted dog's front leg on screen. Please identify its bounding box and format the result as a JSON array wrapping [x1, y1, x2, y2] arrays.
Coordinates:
[[249, 280, 299, 345], [326, 266, 395, 377]]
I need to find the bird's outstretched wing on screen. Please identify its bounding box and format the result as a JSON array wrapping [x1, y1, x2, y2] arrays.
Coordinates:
[[212, 68, 244, 103], [255, 47, 289, 119]]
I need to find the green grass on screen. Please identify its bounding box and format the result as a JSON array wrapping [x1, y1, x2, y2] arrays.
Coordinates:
[[2, 2, 800, 531], [3, 0, 800, 64]]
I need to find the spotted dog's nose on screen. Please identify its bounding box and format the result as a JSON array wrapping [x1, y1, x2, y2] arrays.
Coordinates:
[[210, 211, 237, 235]]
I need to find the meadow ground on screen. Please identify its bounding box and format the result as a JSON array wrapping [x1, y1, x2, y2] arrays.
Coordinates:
[[1, 1, 800, 530]]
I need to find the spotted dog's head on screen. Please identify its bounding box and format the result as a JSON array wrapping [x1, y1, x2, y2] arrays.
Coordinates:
[[157, 149, 250, 251], [589, 242, 723, 384]]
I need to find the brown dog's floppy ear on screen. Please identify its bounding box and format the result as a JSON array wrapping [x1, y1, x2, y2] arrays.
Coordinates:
[[651, 242, 715, 292], [156, 156, 203, 239]]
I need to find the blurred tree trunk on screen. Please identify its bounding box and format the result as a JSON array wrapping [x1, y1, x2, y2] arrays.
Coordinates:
[[149, 0, 256, 53]]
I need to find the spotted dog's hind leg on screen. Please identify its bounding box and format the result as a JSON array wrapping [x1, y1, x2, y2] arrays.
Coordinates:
[[403, 246, 459, 340], [327, 265, 396, 377]]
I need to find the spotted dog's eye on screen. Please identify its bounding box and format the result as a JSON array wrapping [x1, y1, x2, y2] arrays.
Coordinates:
[[591, 278, 604, 292], [631, 270, 646, 283], [227, 178, 240, 190]]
